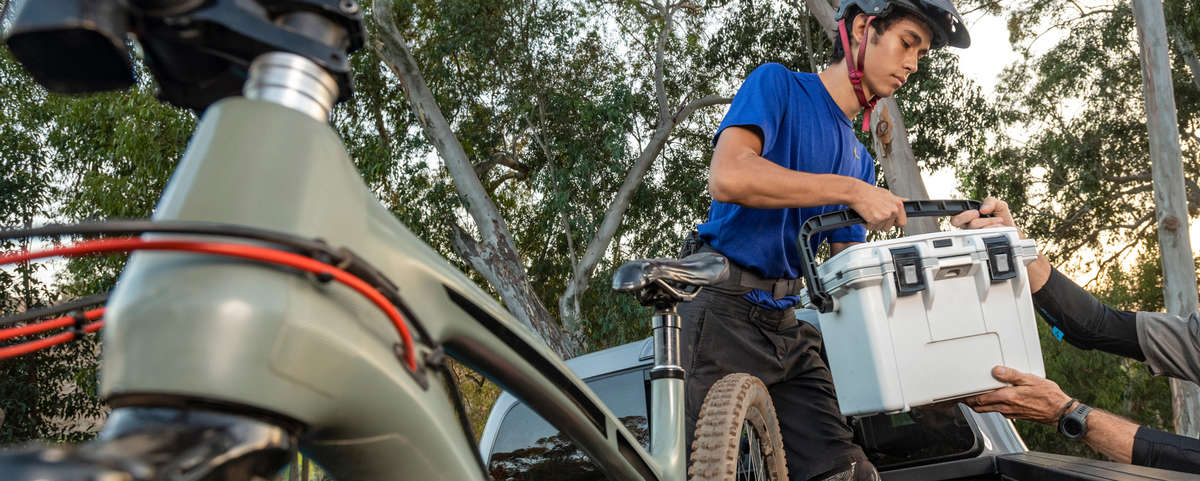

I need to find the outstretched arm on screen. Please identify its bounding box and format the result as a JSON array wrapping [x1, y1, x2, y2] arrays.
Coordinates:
[[951, 197, 1143, 360], [967, 366, 1200, 473], [949, 197, 1051, 291], [965, 367, 1136, 462]]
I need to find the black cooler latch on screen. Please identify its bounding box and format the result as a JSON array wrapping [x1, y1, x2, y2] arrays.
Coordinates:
[[890, 246, 926, 295], [984, 235, 1017, 282]]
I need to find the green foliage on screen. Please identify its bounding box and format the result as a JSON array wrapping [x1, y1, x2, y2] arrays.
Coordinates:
[[0, 23, 194, 442]]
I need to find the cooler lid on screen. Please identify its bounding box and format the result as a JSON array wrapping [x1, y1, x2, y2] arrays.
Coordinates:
[[799, 227, 1036, 303]]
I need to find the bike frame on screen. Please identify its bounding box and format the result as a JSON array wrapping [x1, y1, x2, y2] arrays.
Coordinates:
[[94, 54, 685, 481]]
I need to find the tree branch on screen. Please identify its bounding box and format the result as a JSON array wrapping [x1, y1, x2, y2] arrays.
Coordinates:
[[373, 3, 574, 357], [1085, 215, 1154, 287], [1168, 22, 1200, 91], [804, 0, 839, 41], [556, 10, 732, 331], [653, 1, 674, 124], [673, 95, 733, 122], [371, 1, 517, 254]]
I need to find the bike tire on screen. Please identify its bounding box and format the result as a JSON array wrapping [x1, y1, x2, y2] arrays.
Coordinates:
[[689, 373, 788, 481]]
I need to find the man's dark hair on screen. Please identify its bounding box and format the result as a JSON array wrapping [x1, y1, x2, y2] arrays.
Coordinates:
[[828, 8, 929, 63]]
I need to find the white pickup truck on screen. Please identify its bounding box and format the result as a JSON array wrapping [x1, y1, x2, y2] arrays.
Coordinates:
[[479, 336, 1193, 481]]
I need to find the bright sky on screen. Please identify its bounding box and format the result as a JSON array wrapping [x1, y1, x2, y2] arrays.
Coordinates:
[[924, 10, 1011, 201]]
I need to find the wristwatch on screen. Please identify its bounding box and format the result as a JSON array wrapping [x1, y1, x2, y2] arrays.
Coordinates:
[[1058, 401, 1093, 439]]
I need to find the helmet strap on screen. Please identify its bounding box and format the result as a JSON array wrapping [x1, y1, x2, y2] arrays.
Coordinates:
[[839, 16, 880, 132]]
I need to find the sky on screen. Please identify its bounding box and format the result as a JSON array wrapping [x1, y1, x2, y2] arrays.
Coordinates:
[[925, 9, 1013, 201]]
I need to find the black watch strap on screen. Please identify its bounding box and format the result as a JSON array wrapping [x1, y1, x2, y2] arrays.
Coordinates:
[[1058, 401, 1093, 439]]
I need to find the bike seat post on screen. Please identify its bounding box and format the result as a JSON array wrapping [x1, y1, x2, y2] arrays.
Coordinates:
[[651, 302, 685, 381], [649, 300, 688, 481], [612, 253, 726, 481]]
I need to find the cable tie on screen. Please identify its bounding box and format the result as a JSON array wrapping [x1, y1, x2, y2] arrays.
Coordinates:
[[334, 247, 355, 271], [424, 346, 445, 368], [68, 310, 88, 342]]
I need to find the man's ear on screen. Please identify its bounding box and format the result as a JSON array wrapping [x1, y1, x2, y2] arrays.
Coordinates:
[[851, 12, 872, 50]]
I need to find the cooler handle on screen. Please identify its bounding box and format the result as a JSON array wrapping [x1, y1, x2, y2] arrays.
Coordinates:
[[799, 199, 989, 313]]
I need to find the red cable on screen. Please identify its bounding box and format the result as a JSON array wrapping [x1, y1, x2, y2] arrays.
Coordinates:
[[0, 238, 418, 371], [0, 321, 104, 359], [0, 308, 106, 342]]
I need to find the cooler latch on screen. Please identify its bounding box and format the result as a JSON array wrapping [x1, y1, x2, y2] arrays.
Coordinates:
[[890, 246, 926, 295], [984, 235, 1017, 282]]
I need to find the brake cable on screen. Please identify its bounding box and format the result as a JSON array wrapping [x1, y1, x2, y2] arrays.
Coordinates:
[[0, 225, 425, 372]]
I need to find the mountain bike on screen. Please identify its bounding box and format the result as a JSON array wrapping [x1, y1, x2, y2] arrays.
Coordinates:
[[0, 1, 789, 480]]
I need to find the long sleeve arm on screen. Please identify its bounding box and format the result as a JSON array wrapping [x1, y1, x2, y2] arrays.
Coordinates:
[[1031, 267, 1144, 361], [1132, 426, 1200, 474]]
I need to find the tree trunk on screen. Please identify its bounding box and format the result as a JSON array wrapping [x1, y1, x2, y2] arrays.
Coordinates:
[[803, 0, 938, 235], [372, 1, 577, 358], [870, 100, 939, 235], [1132, 0, 1200, 438], [1167, 22, 1200, 91]]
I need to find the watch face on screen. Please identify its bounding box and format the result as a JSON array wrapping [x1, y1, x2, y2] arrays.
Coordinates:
[[1059, 404, 1091, 439], [1062, 417, 1085, 438]]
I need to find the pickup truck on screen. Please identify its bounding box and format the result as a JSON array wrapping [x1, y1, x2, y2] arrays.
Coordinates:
[[478, 335, 1194, 480]]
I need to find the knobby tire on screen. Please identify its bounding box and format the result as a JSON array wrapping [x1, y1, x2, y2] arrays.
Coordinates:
[[689, 373, 788, 481]]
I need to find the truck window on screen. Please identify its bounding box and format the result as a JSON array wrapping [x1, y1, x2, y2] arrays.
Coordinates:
[[853, 402, 982, 470], [487, 368, 649, 481]]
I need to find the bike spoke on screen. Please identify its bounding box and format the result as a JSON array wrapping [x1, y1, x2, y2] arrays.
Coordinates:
[[737, 419, 768, 481]]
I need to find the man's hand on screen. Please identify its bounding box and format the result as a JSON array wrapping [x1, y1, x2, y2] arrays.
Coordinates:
[[950, 196, 1015, 231], [848, 182, 907, 231], [949, 196, 1052, 292], [965, 366, 1073, 425]]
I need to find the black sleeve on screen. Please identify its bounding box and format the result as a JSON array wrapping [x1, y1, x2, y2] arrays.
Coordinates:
[[1031, 267, 1144, 361], [1133, 426, 1200, 474]]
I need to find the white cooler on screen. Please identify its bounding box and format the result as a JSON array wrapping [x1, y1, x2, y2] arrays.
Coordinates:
[[799, 225, 1044, 417]]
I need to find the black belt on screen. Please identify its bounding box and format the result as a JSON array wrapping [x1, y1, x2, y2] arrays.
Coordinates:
[[698, 245, 804, 298]]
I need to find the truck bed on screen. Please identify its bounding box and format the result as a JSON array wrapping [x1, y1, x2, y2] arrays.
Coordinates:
[[883, 452, 1197, 480]]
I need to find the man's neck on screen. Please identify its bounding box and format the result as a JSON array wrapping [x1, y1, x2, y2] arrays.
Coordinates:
[[819, 62, 870, 123]]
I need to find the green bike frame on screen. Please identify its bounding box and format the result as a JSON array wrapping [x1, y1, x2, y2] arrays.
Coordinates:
[[99, 79, 685, 480]]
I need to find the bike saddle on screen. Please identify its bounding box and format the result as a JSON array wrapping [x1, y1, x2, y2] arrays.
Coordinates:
[[612, 252, 728, 307]]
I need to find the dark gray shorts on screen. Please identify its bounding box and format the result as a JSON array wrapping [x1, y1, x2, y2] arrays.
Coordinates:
[[680, 288, 877, 481]]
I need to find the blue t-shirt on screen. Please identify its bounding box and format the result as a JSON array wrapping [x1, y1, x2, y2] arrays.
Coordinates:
[[698, 63, 875, 280]]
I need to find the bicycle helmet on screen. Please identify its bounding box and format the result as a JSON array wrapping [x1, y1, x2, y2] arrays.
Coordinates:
[[833, 0, 970, 130]]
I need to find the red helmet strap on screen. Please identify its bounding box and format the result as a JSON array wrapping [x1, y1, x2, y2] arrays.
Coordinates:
[[839, 16, 880, 132]]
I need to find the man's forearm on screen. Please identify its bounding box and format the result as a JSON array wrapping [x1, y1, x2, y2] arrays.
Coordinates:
[[830, 242, 857, 256], [709, 150, 861, 208], [1082, 408, 1138, 463], [1031, 267, 1145, 361]]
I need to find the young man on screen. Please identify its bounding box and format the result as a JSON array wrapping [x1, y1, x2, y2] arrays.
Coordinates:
[[680, 1, 970, 480], [953, 199, 1200, 475]]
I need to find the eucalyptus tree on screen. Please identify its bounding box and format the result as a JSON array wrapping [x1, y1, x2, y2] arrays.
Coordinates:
[[368, 0, 768, 357]]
